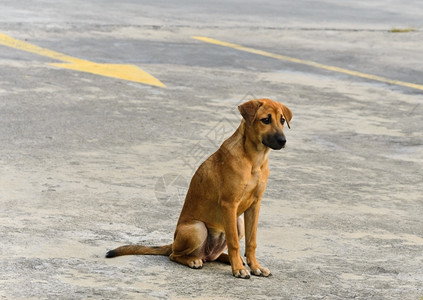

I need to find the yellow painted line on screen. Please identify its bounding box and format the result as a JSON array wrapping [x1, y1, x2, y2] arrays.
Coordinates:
[[0, 32, 165, 87], [192, 36, 423, 91]]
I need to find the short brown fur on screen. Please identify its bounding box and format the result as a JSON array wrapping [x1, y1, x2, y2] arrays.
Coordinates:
[[106, 98, 292, 279]]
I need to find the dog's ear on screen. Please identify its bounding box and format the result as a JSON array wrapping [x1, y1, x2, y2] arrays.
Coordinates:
[[238, 100, 263, 126], [280, 103, 292, 129]]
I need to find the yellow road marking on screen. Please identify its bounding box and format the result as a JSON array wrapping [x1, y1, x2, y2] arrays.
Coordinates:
[[0, 32, 165, 87], [192, 36, 423, 91]]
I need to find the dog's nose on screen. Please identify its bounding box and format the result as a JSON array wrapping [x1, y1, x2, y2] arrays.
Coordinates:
[[276, 135, 286, 147]]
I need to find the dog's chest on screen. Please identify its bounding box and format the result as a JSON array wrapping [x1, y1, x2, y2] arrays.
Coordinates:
[[241, 168, 267, 199], [236, 170, 267, 214]]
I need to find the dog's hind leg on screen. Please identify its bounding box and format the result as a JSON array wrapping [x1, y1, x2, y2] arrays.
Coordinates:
[[169, 221, 207, 269]]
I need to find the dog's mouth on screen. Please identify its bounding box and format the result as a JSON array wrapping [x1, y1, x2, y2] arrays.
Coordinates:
[[262, 134, 286, 150], [263, 142, 285, 150]]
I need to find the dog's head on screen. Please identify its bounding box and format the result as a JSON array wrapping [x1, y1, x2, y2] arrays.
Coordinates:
[[238, 98, 292, 150]]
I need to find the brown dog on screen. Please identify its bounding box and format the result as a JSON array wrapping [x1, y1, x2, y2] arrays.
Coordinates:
[[106, 98, 292, 279]]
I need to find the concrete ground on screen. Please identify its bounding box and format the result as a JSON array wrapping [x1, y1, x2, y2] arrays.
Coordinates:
[[0, 1, 422, 299]]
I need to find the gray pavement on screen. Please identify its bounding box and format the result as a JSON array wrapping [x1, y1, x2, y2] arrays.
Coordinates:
[[1, 1, 422, 299]]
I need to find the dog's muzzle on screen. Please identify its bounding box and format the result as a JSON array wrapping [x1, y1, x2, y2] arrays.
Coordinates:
[[263, 133, 286, 150]]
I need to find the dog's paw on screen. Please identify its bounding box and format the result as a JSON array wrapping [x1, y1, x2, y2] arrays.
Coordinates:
[[250, 267, 272, 277], [188, 258, 203, 269], [233, 268, 251, 279]]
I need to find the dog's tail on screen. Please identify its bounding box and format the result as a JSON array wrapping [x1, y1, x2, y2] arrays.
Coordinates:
[[105, 244, 172, 258]]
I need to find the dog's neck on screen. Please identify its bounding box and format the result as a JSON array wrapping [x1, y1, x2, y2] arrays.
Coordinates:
[[223, 121, 270, 169]]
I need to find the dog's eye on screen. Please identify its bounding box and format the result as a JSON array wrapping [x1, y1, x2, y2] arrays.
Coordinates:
[[281, 117, 285, 125], [261, 115, 271, 125]]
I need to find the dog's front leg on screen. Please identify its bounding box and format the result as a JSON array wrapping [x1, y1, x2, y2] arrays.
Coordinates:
[[244, 201, 271, 277], [222, 204, 251, 279]]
